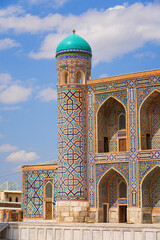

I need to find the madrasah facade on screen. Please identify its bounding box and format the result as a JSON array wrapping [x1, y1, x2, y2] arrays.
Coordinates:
[[22, 30, 160, 224]]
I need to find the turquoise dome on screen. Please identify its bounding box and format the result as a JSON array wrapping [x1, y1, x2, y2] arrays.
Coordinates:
[[56, 32, 92, 56]]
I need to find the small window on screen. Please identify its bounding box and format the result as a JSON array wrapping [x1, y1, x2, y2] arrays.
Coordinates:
[[9, 197, 12, 202], [76, 70, 85, 84], [104, 137, 109, 152], [119, 181, 127, 198], [119, 113, 126, 130], [15, 197, 18, 202], [60, 70, 68, 84], [45, 182, 52, 199]]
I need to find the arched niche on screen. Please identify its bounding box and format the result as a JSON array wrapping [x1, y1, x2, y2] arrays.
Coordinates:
[[141, 166, 160, 223], [75, 70, 85, 84], [98, 168, 127, 223], [60, 70, 68, 84], [97, 97, 126, 153], [118, 113, 126, 131], [45, 181, 53, 199], [119, 181, 127, 198], [140, 90, 160, 150]]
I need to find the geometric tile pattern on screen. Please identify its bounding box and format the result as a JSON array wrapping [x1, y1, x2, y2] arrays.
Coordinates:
[[88, 74, 160, 208], [57, 85, 88, 201], [56, 54, 91, 85], [109, 175, 118, 207], [56, 52, 91, 201], [22, 168, 58, 219]]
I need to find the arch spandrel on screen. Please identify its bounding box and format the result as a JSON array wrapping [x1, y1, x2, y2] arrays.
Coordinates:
[[95, 91, 127, 114]]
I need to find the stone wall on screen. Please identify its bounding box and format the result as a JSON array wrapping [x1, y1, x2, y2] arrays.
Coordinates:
[[56, 201, 89, 222], [4, 222, 160, 240]]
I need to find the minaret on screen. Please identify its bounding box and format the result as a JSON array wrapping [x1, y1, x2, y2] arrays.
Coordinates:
[[56, 30, 92, 222]]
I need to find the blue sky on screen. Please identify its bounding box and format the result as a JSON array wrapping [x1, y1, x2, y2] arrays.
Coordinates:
[[0, 0, 160, 188]]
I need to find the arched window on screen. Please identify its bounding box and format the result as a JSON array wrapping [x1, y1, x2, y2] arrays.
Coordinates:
[[119, 181, 127, 198], [60, 70, 68, 84], [9, 197, 12, 202], [76, 70, 85, 84], [45, 182, 52, 199], [119, 113, 126, 130], [15, 197, 18, 202]]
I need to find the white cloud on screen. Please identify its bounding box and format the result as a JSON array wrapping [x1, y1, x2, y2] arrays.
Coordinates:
[[134, 51, 157, 59], [0, 12, 63, 33], [0, 144, 18, 152], [0, 73, 12, 91], [6, 150, 40, 162], [28, 3, 160, 64], [29, 33, 63, 59], [0, 85, 32, 104], [0, 5, 24, 17], [1, 3, 160, 63], [0, 38, 19, 50], [36, 87, 57, 101], [0, 73, 12, 84]]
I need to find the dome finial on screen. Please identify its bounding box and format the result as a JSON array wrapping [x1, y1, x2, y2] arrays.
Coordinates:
[[72, 29, 75, 34]]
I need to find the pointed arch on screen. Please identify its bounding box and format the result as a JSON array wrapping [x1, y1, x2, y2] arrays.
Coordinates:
[[75, 70, 85, 84], [141, 165, 160, 185], [140, 90, 160, 150], [98, 167, 128, 189], [139, 89, 160, 113], [60, 69, 69, 84], [97, 96, 126, 153], [97, 96, 127, 115], [141, 165, 160, 208], [97, 167, 128, 223], [98, 167, 128, 208]]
